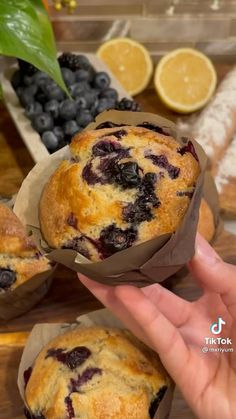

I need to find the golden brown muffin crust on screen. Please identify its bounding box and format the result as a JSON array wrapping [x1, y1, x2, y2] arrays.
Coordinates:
[[40, 125, 200, 261], [25, 327, 170, 419]]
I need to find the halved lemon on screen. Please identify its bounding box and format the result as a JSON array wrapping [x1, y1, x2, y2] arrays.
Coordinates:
[[154, 48, 217, 113], [97, 38, 153, 96]]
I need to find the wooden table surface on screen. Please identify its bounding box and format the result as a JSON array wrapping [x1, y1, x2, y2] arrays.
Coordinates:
[[0, 65, 236, 419]]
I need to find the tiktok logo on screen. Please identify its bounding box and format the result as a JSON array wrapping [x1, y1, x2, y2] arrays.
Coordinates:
[[210, 317, 226, 335]]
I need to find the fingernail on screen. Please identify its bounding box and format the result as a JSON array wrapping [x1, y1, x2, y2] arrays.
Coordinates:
[[195, 234, 221, 265]]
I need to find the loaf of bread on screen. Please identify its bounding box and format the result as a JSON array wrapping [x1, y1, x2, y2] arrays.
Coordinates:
[[0, 204, 50, 291], [214, 134, 236, 216], [192, 66, 236, 168], [24, 326, 170, 419], [40, 124, 200, 261]]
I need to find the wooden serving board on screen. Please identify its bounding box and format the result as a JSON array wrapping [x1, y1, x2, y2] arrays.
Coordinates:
[[0, 62, 236, 419]]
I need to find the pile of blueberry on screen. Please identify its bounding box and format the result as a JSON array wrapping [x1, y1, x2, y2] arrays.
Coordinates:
[[11, 53, 141, 153]]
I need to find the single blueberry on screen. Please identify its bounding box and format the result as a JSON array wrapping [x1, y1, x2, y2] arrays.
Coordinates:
[[76, 110, 93, 127], [11, 70, 22, 90], [96, 98, 115, 114], [41, 131, 59, 151], [44, 81, 65, 101], [0, 268, 16, 290], [61, 67, 76, 86], [59, 99, 77, 121], [24, 84, 38, 97], [99, 88, 118, 101], [16, 86, 24, 98], [42, 79, 57, 92], [19, 91, 35, 108], [23, 75, 33, 86], [93, 71, 111, 90], [83, 89, 99, 108], [33, 71, 50, 87], [75, 96, 87, 110], [32, 113, 54, 134], [90, 100, 100, 117], [66, 346, 91, 370], [44, 99, 60, 120], [116, 97, 141, 112], [75, 68, 92, 83], [35, 90, 48, 105], [76, 55, 92, 69], [63, 120, 80, 137], [53, 126, 64, 140], [25, 102, 43, 120], [53, 126, 66, 147], [99, 224, 137, 257], [49, 85, 65, 102], [69, 82, 89, 98], [111, 161, 141, 188]]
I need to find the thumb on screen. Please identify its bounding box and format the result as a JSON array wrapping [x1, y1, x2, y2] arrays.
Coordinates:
[[188, 234, 236, 320]]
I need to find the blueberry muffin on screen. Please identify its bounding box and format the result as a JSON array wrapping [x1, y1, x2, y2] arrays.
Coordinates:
[[40, 124, 200, 261], [24, 327, 170, 419], [0, 204, 51, 291]]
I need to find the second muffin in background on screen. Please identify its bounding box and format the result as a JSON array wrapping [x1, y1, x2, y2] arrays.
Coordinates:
[[24, 326, 170, 419], [0, 204, 51, 292], [40, 125, 200, 261]]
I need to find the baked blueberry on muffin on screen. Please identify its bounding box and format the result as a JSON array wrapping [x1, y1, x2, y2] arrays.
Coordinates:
[[39, 124, 200, 261], [0, 204, 51, 291], [24, 327, 170, 419]]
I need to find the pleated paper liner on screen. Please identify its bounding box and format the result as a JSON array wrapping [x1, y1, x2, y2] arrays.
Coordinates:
[[18, 308, 174, 419], [14, 110, 208, 287]]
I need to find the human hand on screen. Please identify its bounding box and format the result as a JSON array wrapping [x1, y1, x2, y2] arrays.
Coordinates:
[[79, 234, 236, 419]]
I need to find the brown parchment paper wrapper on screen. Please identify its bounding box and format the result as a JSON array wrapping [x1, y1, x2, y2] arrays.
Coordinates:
[[18, 308, 174, 419], [14, 110, 208, 287], [0, 266, 55, 321]]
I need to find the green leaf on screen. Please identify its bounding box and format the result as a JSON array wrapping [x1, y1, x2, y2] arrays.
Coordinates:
[[0, 0, 69, 95]]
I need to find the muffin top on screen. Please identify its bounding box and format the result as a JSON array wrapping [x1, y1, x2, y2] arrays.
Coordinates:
[[0, 204, 51, 291], [40, 124, 200, 261], [25, 326, 170, 419]]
